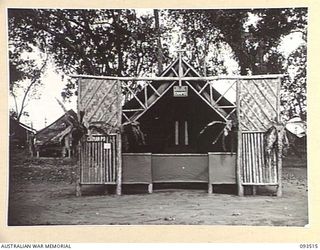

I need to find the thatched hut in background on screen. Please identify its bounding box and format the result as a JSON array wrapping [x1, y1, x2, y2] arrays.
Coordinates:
[[34, 109, 77, 157], [9, 117, 37, 154]]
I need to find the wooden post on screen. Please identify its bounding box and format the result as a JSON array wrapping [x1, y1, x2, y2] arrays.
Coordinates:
[[76, 78, 82, 197], [236, 80, 244, 196], [36, 150, 40, 158], [116, 80, 122, 196], [76, 141, 82, 197], [148, 183, 153, 194], [252, 186, 257, 195], [178, 51, 182, 87], [208, 183, 213, 194], [276, 77, 282, 197]]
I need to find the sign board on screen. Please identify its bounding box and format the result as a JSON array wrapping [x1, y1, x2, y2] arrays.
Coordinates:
[[173, 86, 188, 97]]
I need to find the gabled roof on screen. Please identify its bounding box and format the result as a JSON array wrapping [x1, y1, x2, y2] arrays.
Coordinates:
[[10, 117, 37, 134], [123, 57, 235, 122], [35, 109, 77, 146]]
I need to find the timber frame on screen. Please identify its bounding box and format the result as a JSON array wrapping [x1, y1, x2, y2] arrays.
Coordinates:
[[71, 54, 284, 196]]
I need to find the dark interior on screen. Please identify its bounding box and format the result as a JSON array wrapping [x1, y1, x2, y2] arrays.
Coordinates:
[[135, 83, 236, 153]]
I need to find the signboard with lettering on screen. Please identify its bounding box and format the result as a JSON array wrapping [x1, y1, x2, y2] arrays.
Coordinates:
[[173, 86, 188, 97]]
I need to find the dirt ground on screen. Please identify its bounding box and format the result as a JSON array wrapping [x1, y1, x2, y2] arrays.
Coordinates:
[[7, 150, 308, 226]]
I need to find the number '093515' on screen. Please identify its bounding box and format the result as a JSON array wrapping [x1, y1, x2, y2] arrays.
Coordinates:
[[300, 244, 318, 248]]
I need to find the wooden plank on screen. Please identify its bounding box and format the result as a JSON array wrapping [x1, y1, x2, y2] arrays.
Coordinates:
[[123, 109, 145, 112], [242, 183, 278, 186], [242, 134, 247, 183], [70, 74, 285, 81], [236, 80, 244, 196], [248, 133, 254, 183]]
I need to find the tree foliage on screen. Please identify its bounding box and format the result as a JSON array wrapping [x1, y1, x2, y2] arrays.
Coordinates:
[[8, 8, 307, 119]]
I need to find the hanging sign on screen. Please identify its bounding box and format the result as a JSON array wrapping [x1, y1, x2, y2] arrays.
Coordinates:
[[173, 86, 188, 97]]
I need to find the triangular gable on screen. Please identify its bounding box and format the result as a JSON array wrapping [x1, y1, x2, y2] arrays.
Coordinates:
[[123, 58, 234, 122]]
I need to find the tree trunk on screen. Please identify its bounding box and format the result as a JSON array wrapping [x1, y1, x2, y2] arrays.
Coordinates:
[[154, 9, 164, 75]]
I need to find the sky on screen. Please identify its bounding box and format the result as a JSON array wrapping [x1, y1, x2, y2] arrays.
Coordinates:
[[9, 10, 305, 131]]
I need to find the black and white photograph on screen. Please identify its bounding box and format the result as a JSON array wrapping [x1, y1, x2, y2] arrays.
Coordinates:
[[7, 7, 308, 227]]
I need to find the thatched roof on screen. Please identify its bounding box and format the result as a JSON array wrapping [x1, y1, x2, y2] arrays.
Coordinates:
[[35, 109, 77, 147]]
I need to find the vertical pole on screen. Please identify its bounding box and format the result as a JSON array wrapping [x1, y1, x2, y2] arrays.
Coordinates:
[[276, 78, 282, 197], [236, 80, 244, 196], [116, 80, 122, 196], [184, 121, 188, 145], [148, 183, 153, 194], [144, 85, 148, 108], [76, 78, 82, 197], [178, 51, 182, 87], [175, 121, 179, 145]]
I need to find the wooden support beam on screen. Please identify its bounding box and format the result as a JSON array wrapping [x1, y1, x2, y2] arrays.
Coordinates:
[[133, 81, 177, 121], [123, 109, 145, 112], [116, 80, 122, 196], [171, 67, 179, 77], [236, 80, 244, 196], [144, 86, 148, 108], [123, 82, 146, 109], [212, 80, 237, 106], [199, 81, 210, 94], [70, 74, 285, 81], [146, 82, 161, 96], [185, 80, 227, 122], [122, 112, 130, 122]]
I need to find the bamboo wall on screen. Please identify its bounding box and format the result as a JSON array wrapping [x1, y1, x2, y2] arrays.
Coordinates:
[[237, 78, 281, 194]]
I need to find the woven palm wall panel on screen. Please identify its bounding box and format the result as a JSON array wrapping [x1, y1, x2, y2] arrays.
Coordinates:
[[238, 78, 281, 187], [78, 78, 122, 130], [238, 79, 280, 131]]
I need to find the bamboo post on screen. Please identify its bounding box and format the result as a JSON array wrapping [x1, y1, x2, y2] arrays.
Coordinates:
[[236, 80, 244, 196], [76, 78, 82, 197], [76, 142, 82, 197], [148, 183, 153, 194], [116, 80, 122, 196], [276, 78, 282, 197], [208, 183, 213, 194]]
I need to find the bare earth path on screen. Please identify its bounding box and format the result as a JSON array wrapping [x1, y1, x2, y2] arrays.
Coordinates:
[[7, 153, 308, 226]]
